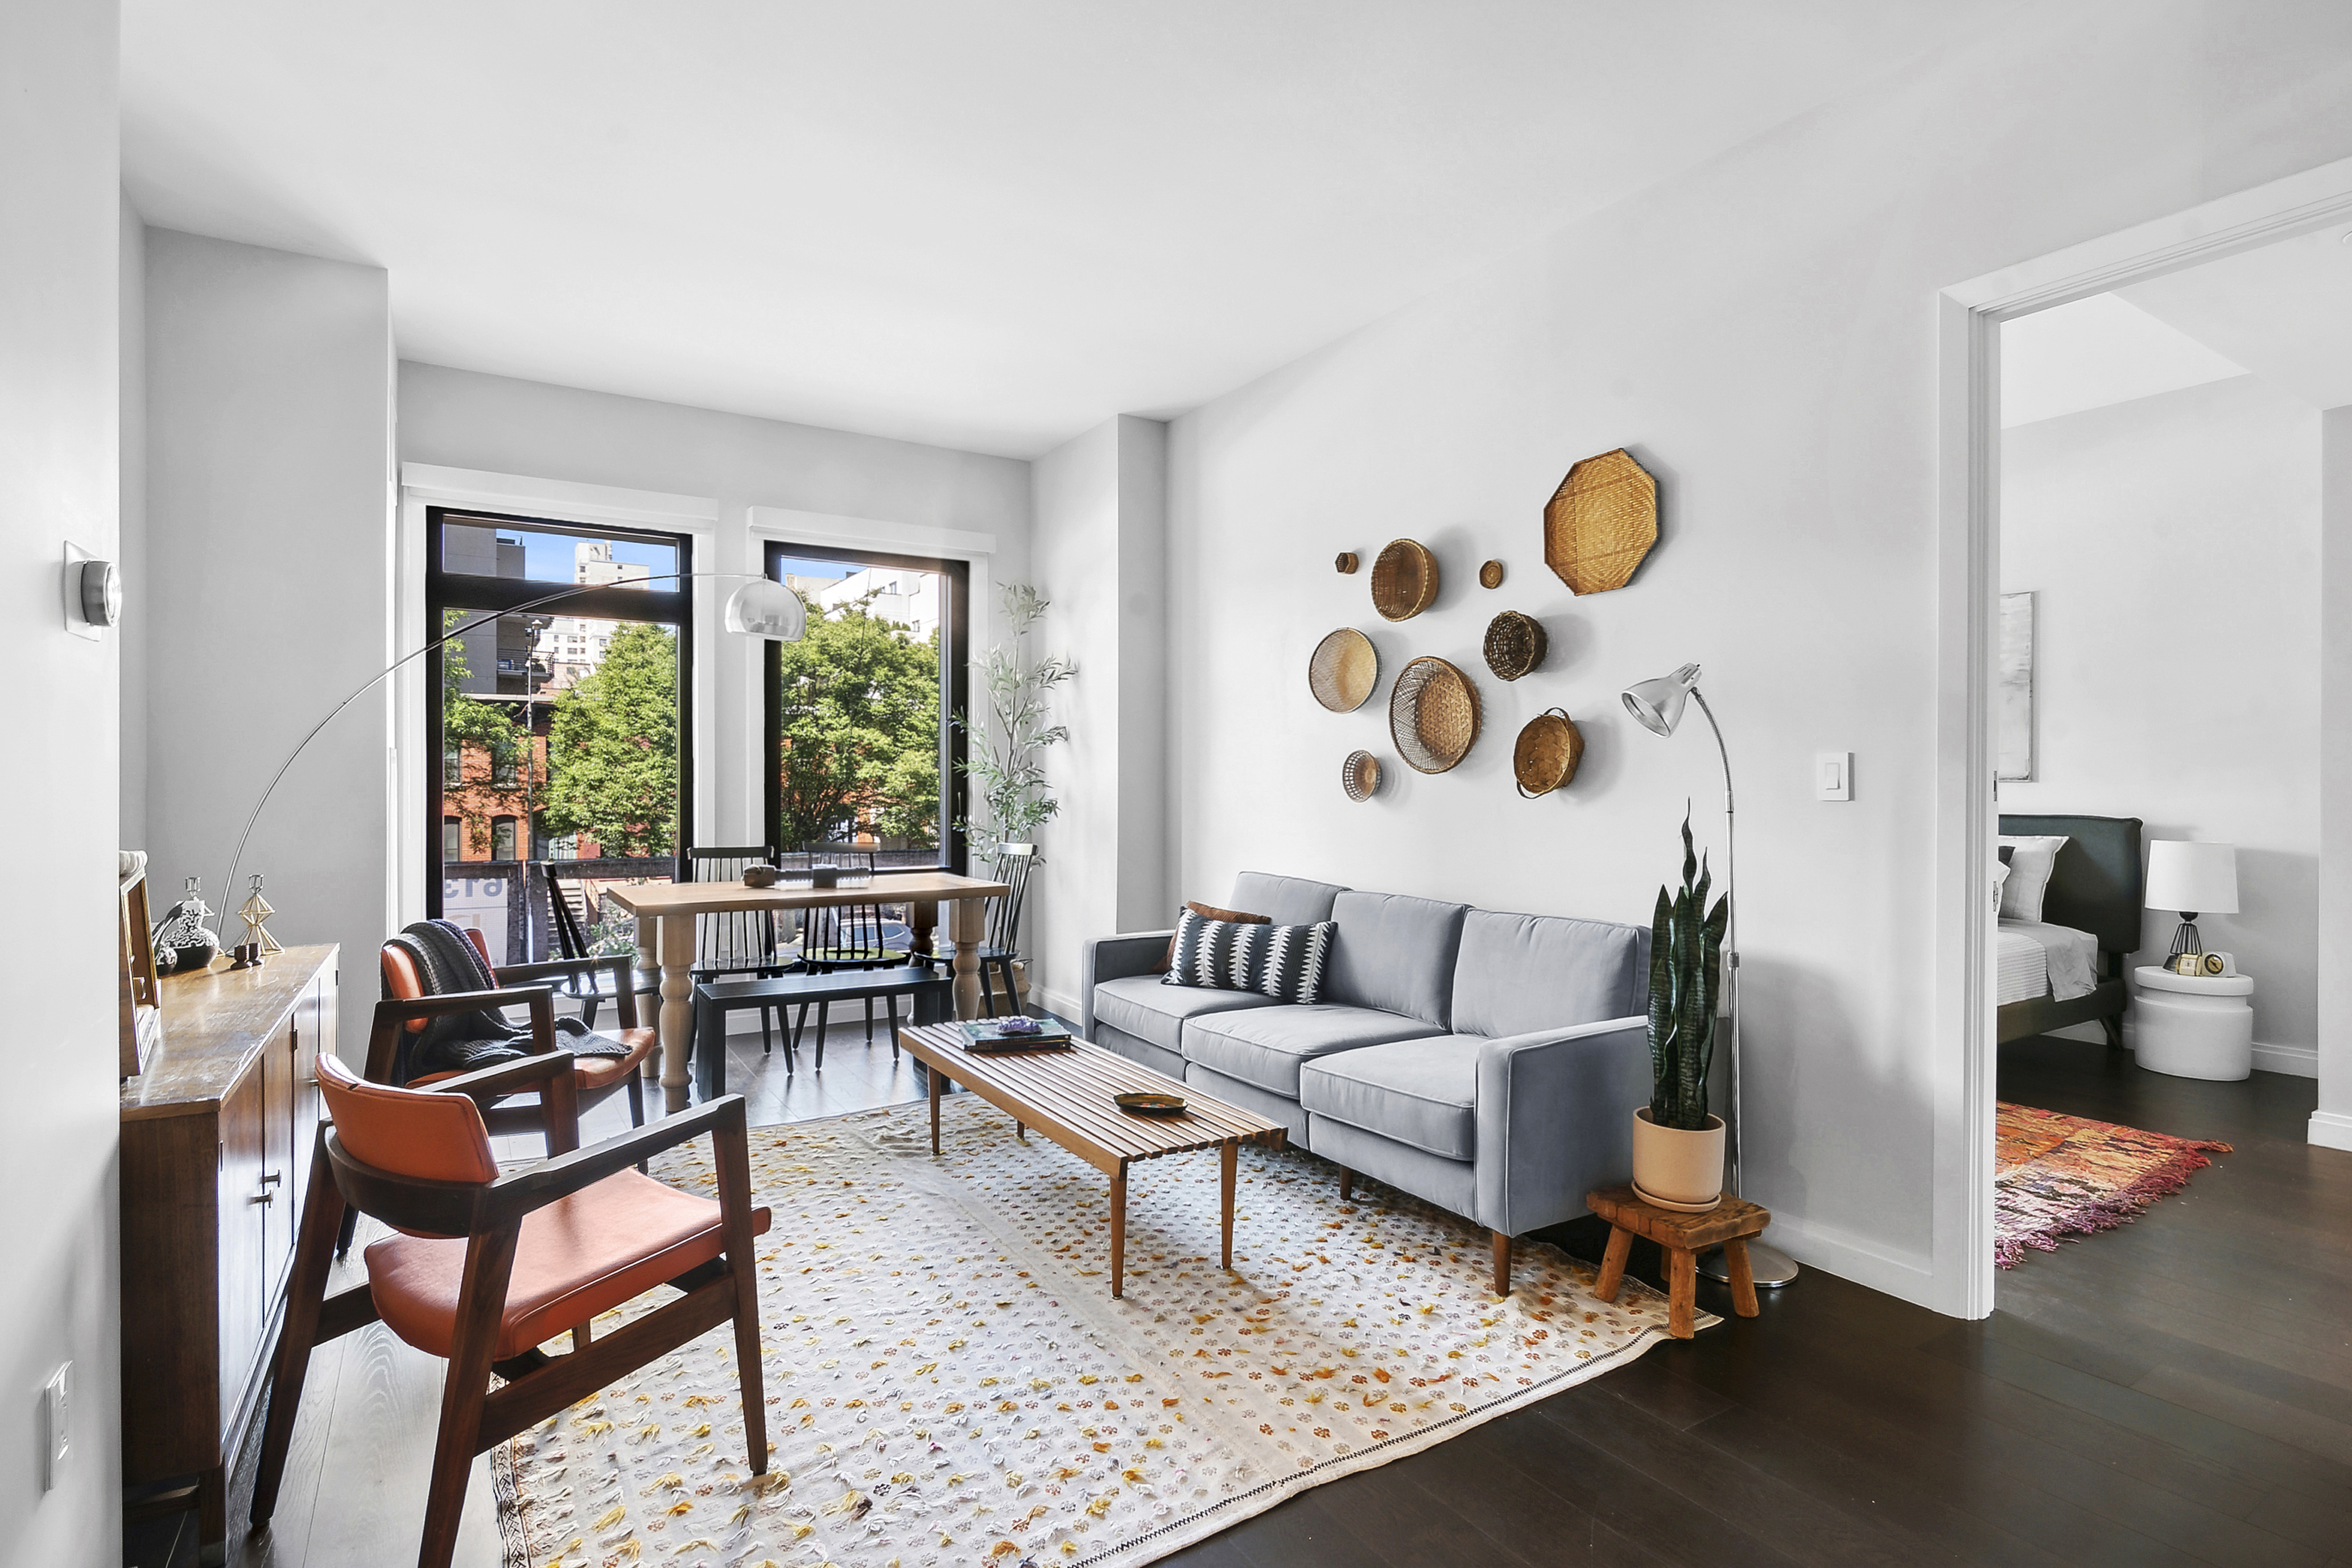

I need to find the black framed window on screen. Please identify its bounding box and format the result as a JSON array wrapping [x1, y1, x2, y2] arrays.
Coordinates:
[[426, 507, 695, 959], [762, 541, 969, 874]]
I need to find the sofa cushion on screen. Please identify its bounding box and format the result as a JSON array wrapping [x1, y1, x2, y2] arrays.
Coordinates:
[[1299, 1037, 1480, 1161], [1181, 1005, 1440, 1098], [1163, 911, 1334, 1004], [1094, 973, 1281, 1054], [1449, 909, 1649, 1039], [1230, 872, 1349, 927], [1318, 890, 1471, 1029]]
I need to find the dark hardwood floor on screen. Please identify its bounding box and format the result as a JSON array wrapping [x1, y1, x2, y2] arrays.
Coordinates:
[[216, 1018, 2351, 1566], [1162, 1035, 2352, 1568]]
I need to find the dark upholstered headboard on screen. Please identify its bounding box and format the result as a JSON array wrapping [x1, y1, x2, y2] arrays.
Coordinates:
[[2000, 814, 2143, 954]]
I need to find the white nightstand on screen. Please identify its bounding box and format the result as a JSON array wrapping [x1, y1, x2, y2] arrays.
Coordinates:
[[2132, 964, 2254, 1081]]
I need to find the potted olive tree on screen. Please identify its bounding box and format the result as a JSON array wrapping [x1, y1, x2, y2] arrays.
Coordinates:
[[1633, 810, 1728, 1211]]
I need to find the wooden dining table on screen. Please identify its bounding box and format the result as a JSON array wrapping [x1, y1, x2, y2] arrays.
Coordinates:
[[604, 870, 1009, 1111]]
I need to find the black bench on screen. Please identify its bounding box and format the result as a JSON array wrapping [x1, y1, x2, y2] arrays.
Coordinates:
[[692, 966, 951, 1097]]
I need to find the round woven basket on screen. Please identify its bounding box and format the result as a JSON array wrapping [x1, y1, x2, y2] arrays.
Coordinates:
[[1479, 559, 1505, 589], [1307, 628, 1379, 712], [1335, 551, 1359, 575], [1389, 656, 1480, 773], [1369, 539, 1439, 621], [1482, 610, 1547, 681], [1513, 709, 1584, 797], [1341, 750, 1381, 802]]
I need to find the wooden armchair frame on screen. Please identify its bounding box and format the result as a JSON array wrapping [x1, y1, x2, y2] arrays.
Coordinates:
[[251, 1055, 768, 1568]]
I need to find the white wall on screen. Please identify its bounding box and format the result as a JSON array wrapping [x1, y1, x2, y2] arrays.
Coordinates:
[[0, 1, 123, 1561], [2001, 376, 2320, 1070], [143, 230, 396, 1040], [396, 364, 1031, 872], [2318, 406, 2352, 1150], [120, 196, 148, 852], [1154, 0, 2352, 1313], [1030, 415, 1170, 1013]]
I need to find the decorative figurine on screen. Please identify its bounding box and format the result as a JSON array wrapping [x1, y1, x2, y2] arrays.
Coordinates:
[[230, 874, 281, 969], [151, 877, 221, 975]]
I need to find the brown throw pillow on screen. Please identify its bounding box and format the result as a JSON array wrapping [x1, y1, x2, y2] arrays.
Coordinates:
[[1163, 901, 1268, 969]]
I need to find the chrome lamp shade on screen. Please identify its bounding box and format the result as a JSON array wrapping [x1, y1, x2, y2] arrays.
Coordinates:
[[723, 576, 808, 641], [1622, 663, 1703, 736]]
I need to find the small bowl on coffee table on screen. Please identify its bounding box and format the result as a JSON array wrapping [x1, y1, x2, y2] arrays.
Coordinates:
[[1114, 1092, 1187, 1117]]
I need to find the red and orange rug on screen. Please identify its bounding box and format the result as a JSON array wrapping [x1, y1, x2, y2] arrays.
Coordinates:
[[1995, 1102, 2232, 1268]]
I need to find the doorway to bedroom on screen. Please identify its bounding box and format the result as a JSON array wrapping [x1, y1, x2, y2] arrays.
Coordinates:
[[1984, 220, 2342, 1338]]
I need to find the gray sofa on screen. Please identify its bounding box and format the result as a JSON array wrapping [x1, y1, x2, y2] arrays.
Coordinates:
[[1078, 871, 1650, 1293]]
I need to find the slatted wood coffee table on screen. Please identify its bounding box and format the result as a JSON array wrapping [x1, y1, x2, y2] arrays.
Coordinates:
[[899, 1023, 1286, 1297]]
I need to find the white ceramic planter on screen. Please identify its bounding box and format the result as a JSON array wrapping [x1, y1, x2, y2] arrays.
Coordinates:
[[1631, 1108, 1726, 1212]]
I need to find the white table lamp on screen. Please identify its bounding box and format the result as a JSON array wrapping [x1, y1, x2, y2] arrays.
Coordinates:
[[2143, 840, 2237, 965]]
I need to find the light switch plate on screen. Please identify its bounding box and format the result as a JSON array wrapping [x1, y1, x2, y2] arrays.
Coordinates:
[[39, 1362, 68, 1491], [1816, 751, 1853, 802]]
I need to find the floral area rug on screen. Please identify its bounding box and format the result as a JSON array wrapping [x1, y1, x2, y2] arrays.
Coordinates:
[[493, 1093, 1701, 1568], [1994, 1101, 2232, 1268]]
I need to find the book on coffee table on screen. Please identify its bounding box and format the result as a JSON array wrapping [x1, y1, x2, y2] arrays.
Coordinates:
[[959, 1020, 1075, 1053]]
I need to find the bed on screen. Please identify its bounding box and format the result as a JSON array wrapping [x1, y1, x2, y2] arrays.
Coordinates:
[[1996, 813, 2143, 1046]]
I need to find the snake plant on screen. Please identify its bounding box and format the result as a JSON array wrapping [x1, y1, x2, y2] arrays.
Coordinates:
[[1648, 808, 1729, 1130]]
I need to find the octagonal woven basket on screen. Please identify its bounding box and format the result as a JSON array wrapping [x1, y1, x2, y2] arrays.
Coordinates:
[[1389, 656, 1481, 773], [1545, 448, 1657, 595]]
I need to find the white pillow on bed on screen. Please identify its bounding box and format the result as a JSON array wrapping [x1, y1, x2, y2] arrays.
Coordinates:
[[1998, 834, 2068, 923]]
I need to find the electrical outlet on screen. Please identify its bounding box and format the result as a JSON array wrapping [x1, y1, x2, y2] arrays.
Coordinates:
[[39, 1362, 69, 1491], [1816, 752, 1854, 802]]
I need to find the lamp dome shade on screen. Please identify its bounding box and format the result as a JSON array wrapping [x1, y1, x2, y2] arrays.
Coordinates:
[[724, 577, 807, 641], [2144, 840, 2238, 914], [1621, 663, 1703, 737]]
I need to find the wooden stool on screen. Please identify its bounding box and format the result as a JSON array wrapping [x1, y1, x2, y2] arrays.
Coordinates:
[[1587, 1183, 1771, 1339]]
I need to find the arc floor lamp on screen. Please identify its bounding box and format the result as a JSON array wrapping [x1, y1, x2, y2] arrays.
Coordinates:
[[208, 571, 807, 942], [1621, 662, 1800, 1288]]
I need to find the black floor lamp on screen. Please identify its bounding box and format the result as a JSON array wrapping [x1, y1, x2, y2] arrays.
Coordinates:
[[1621, 662, 1799, 1288]]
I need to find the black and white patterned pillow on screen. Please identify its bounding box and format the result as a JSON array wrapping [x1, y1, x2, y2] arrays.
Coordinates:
[[1161, 909, 1332, 1004]]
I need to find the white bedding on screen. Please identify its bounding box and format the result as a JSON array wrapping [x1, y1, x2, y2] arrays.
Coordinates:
[[1996, 919, 2099, 1006]]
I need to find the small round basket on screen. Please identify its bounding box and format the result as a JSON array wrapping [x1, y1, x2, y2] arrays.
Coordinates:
[[1482, 610, 1548, 681], [1369, 539, 1439, 621], [1479, 559, 1505, 589], [1307, 628, 1380, 712], [1389, 656, 1481, 773], [1335, 551, 1359, 575], [1341, 750, 1382, 802], [1513, 709, 1585, 798]]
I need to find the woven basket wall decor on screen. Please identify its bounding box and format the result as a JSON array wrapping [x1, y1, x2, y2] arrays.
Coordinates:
[[1369, 539, 1439, 621], [1479, 559, 1505, 589], [1341, 750, 1382, 802], [1335, 551, 1359, 574], [1513, 709, 1585, 797], [1389, 656, 1481, 774], [1307, 628, 1380, 712], [1482, 610, 1548, 681], [1544, 448, 1657, 595]]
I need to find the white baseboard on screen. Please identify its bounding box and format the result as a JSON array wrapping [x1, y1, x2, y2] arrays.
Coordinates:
[[1036, 985, 1084, 1026], [2312, 1109, 2352, 1153], [1747, 1207, 1934, 1309], [2251, 1041, 2318, 1078]]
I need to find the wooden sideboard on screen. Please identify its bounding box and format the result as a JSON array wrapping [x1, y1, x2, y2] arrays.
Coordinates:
[[122, 945, 337, 1557]]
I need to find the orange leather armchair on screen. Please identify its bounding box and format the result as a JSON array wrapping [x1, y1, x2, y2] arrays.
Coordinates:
[[251, 1048, 770, 1568], [377, 929, 655, 1135]]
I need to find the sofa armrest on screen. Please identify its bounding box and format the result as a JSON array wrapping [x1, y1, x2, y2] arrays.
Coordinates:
[[1078, 931, 1175, 1038], [1472, 1016, 1650, 1237]]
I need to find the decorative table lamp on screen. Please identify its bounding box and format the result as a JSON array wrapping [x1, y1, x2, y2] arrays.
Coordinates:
[[2143, 841, 2238, 966]]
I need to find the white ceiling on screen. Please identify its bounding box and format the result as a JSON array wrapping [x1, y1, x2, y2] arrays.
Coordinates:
[[1999, 294, 2246, 428], [122, 2, 2005, 458], [2122, 224, 2352, 411]]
